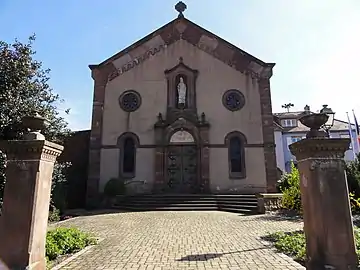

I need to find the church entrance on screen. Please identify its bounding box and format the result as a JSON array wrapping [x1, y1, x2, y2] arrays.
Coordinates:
[[166, 130, 198, 193]]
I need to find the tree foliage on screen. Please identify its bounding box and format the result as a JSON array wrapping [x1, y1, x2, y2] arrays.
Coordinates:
[[0, 35, 71, 215], [0, 34, 69, 141], [346, 153, 360, 198]]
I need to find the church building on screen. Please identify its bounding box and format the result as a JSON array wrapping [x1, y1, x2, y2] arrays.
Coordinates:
[[86, 2, 277, 202]]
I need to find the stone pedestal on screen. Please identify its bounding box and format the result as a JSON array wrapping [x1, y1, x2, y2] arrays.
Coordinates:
[[0, 140, 63, 270], [290, 138, 358, 270]]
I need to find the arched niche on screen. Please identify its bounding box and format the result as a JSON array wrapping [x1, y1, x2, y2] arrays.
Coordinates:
[[164, 57, 198, 110]]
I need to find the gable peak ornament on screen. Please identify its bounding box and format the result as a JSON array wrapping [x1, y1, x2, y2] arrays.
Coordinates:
[[175, 1, 187, 18]]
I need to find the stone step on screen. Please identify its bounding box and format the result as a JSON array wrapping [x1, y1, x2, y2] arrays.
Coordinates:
[[114, 206, 219, 211], [219, 207, 256, 214]]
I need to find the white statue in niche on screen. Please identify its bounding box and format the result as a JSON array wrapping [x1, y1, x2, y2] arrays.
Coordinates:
[[177, 77, 187, 105]]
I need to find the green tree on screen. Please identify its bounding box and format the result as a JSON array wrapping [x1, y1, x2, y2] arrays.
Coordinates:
[[0, 35, 70, 215], [0, 34, 69, 141]]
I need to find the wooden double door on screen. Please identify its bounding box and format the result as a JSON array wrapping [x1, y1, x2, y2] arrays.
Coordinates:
[[166, 145, 198, 193]]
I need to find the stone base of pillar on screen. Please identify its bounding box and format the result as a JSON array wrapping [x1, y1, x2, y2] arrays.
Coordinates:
[[0, 140, 63, 270]]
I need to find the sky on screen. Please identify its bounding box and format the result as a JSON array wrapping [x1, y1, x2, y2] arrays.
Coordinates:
[[1, 0, 360, 130]]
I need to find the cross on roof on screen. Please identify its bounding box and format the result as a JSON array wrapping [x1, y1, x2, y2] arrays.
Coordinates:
[[175, 1, 187, 18]]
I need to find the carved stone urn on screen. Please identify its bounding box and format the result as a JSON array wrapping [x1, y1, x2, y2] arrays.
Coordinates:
[[299, 113, 329, 139], [22, 113, 48, 140]]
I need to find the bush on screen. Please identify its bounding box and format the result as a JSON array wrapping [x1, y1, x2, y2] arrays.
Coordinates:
[[103, 178, 126, 197], [267, 231, 306, 262], [46, 227, 97, 261], [281, 162, 302, 212], [267, 227, 360, 264], [277, 172, 291, 192], [346, 154, 360, 198], [350, 193, 360, 214], [0, 150, 5, 214], [48, 206, 61, 222], [51, 162, 71, 213]]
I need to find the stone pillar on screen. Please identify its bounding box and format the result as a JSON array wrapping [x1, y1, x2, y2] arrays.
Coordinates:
[[290, 138, 358, 270], [0, 140, 63, 270], [199, 125, 210, 193], [153, 123, 165, 193], [258, 77, 278, 193]]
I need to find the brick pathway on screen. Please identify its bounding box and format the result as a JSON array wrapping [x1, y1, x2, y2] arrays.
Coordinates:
[[52, 211, 305, 270]]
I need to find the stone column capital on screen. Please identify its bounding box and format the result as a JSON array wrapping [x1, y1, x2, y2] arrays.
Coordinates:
[[289, 138, 350, 161], [0, 140, 64, 163]]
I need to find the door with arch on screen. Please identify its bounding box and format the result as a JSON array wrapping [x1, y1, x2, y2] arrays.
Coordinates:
[[166, 130, 198, 193]]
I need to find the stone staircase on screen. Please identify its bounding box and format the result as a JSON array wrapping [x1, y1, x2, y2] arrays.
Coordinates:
[[113, 194, 259, 214]]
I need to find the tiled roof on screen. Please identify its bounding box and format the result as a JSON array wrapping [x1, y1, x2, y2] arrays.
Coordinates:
[[273, 111, 306, 119]]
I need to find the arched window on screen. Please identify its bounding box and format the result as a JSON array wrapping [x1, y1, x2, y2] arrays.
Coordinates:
[[123, 138, 135, 174], [226, 132, 246, 179], [118, 133, 139, 179]]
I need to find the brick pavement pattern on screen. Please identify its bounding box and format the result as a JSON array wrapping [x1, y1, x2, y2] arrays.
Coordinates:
[[52, 211, 305, 270]]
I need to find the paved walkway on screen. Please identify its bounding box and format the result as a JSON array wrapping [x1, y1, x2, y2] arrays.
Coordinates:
[[52, 211, 305, 270]]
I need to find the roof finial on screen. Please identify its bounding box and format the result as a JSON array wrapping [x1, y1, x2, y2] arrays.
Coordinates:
[[175, 1, 187, 18]]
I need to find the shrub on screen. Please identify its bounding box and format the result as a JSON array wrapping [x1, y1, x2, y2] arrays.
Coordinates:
[[277, 172, 291, 192], [346, 154, 360, 198], [103, 178, 126, 197], [48, 206, 61, 222], [51, 162, 71, 213], [350, 193, 360, 214], [46, 227, 97, 261], [267, 227, 360, 264], [267, 231, 306, 262], [281, 162, 302, 212], [0, 150, 5, 214]]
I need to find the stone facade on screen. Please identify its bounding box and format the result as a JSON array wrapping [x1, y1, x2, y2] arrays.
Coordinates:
[[87, 16, 276, 202]]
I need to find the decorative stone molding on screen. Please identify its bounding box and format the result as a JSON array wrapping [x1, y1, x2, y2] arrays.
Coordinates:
[[0, 140, 64, 163], [90, 17, 275, 83], [289, 138, 350, 161], [108, 44, 167, 81]]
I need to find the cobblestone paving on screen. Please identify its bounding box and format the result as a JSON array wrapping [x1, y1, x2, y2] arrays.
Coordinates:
[[52, 211, 305, 270]]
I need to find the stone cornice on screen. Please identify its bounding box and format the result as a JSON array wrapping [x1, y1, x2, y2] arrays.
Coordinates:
[[89, 17, 275, 82], [289, 138, 350, 161], [0, 140, 64, 163]]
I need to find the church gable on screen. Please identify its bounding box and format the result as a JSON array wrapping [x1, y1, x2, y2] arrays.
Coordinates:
[[89, 13, 275, 82]]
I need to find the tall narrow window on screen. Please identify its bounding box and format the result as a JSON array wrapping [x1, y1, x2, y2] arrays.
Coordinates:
[[123, 138, 135, 174], [227, 132, 246, 179], [230, 137, 242, 173]]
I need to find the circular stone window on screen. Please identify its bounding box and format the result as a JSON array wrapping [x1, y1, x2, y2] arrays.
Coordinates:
[[119, 90, 141, 112], [222, 89, 245, 111]]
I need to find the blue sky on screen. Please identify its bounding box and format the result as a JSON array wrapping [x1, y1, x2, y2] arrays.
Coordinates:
[[1, 0, 359, 130]]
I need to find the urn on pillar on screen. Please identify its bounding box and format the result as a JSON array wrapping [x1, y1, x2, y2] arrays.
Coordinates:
[[289, 109, 358, 270]]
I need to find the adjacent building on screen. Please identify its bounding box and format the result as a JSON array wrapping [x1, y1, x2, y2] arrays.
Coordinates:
[[274, 105, 357, 173]]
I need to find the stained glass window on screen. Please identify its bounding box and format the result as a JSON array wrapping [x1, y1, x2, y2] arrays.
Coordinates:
[[119, 91, 141, 112], [222, 90, 245, 111]]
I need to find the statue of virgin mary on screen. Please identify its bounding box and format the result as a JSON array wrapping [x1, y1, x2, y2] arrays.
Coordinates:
[[177, 77, 187, 105]]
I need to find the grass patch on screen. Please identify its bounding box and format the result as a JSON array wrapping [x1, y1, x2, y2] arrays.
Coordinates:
[[46, 227, 97, 268], [265, 227, 360, 265]]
